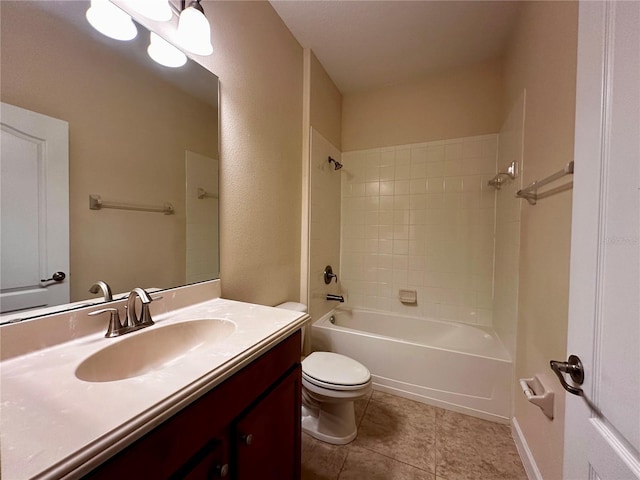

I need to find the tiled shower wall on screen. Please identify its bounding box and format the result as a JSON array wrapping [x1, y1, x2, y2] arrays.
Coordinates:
[[340, 135, 498, 326]]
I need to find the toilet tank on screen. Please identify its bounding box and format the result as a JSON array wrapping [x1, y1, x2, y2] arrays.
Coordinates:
[[275, 302, 307, 351]]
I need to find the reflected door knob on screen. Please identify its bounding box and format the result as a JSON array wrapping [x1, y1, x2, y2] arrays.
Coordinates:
[[240, 433, 253, 446], [41, 271, 66, 283]]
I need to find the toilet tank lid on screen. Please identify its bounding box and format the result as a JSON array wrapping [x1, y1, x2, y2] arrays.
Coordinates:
[[275, 302, 307, 313]]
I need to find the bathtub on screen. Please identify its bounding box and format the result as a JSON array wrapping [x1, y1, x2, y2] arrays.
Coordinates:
[[311, 308, 512, 423]]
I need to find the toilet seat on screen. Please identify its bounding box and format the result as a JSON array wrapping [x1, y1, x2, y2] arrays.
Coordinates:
[[302, 352, 371, 391]]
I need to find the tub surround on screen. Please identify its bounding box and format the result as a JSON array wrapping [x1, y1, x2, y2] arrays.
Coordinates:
[[0, 280, 309, 479], [312, 308, 512, 423]]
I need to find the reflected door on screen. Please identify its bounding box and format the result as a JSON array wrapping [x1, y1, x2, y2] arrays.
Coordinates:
[[0, 103, 69, 313]]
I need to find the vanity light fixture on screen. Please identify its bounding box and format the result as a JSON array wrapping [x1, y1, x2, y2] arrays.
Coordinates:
[[176, 0, 213, 56], [127, 0, 172, 22], [86, 0, 137, 41], [148, 32, 187, 68]]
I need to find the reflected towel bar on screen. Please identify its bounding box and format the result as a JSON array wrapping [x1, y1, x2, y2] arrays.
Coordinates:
[[197, 187, 218, 200], [516, 161, 574, 205], [89, 195, 174, 215]]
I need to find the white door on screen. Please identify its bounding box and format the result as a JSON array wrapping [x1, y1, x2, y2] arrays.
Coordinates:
[[0, 103, 69, 314], [563, 2, 640, 479]]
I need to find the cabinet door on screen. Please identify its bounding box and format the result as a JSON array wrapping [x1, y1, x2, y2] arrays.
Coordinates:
[[234, 366, 301, 480], [170, 436, 229, 480]]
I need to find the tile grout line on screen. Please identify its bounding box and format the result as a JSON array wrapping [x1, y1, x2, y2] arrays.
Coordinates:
[[350, 444, 435, 476]]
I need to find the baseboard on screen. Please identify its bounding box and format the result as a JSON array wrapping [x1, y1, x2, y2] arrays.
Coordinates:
[[511, 417, 543, 480]]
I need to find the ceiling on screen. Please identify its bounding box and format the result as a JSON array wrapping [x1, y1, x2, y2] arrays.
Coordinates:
[[270, 1, 522, 94]]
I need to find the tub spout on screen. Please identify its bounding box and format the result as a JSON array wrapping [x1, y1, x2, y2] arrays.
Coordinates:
[[326, 294, 344, 302]]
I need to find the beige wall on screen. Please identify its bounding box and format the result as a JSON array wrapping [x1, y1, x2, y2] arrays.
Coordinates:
[[1, 2, 217, 301], [505, 2, 578, 479], [203, 1, 304, 306], [306, 51, 343, 322], [342, 58, 504, 152], [310, 52, 343, 151]]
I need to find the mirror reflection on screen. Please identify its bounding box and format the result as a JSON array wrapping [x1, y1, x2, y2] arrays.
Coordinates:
[[0, 1, 219, 321]]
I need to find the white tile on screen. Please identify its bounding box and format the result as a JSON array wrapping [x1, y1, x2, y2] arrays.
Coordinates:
[[394, 180, 411, 195], [410, 194, 428, 210], [411, 147, 428, 164], [409, 209, 427, 225], [444, 143, 463, 161], [379, 165, 395, 181], [444, 159, 462, 177], [379, 196, 394, 211], [410, 162, 427, 178], [462, 141, 484, 159], [410, 178, 427, 194], [393, 224, 409, 239], [426, 146, 445, 162], [379, 212, 394, 225], [380, 181, 394, 196], [395, 164, 411, 180], [378, 239, 393, 254], [445, 176, 463, 192], [394, 195, 410, 210], [393, 239, 409, 254], [380, 151, 395, 166], [395, 149, 411, 165], [393, 210, 410, 226], [365, 181, 380, 196], [426, 161, 445, 177], [427, 177, 444, 193]]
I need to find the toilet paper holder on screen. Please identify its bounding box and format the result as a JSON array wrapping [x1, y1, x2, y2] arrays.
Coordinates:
[[519, 375, 554, 419]]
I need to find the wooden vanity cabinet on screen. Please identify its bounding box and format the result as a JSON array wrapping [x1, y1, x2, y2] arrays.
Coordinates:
[[84, 331, 301, 480]]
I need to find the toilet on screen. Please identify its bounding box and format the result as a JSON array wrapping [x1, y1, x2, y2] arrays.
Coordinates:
[[276, 302, 372, 445]]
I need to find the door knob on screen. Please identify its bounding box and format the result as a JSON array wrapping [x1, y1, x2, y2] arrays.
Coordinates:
[[240, 433, 253, 446], [40, 271, 66, 283], [550, 354, 584, 396]]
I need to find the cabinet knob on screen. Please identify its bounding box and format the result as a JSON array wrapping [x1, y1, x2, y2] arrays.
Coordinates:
[[240, 433, 253, 446], [214, 463, 229, 477]]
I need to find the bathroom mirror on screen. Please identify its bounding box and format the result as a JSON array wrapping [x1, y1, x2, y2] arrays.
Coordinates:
[[0, 1, 219, 322]]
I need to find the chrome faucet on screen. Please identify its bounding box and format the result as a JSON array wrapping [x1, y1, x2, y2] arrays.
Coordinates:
[[89, 281, 113, 302], [326, 294, 344, 302], [88, 288, 155, 337], [125, 287, 154, 329]]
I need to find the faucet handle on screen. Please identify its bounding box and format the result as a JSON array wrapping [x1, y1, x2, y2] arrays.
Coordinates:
[[89, 308, 124, 337]]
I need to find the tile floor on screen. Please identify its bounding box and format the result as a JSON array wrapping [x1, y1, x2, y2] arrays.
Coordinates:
[[301, 390, 527, 480]]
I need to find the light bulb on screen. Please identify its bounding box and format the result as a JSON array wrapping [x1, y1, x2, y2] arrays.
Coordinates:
[[86, 0, 137, 41], [177, 1, 213, 56], [127, 0, 172, 22], [147, 32, 187, 68]]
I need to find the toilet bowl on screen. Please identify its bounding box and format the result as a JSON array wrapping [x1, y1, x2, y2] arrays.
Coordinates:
[[275, 302, 372, 445], [301, 351, 372, 444]]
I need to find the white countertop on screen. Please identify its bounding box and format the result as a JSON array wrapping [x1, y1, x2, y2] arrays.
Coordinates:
[[0, 297, 308, 480]]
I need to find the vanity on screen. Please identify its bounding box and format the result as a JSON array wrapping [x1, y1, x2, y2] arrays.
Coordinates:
[[0, 281, 308, 479]]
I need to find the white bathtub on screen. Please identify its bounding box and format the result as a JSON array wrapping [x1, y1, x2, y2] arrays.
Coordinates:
[[311, 308, 512, 423]]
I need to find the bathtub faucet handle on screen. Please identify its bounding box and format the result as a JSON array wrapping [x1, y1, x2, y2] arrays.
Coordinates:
[[324, 265, 338, 284], [326, 294, 344, 302]]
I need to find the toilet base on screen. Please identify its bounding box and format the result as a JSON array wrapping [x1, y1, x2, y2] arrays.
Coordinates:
[[301, 403, 358, 445]]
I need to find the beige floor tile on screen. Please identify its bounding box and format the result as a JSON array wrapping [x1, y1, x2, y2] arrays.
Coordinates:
[[370, 391, 439, 418], [302, 432, 349, 480], [353, 392, 436, 472], [354, 389, 373, 427], [435, 409, 527, 480], [338, 446, 434, 480]]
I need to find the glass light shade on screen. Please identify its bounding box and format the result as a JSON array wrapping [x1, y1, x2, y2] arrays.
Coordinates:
[[147, 32, 187, 68], [177, 3, 213, 56], [127, 0, 172, 22], [86, 0, 137, 41]]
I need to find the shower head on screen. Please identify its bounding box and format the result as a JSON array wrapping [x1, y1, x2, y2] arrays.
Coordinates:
[[328, 156, 343, 170]]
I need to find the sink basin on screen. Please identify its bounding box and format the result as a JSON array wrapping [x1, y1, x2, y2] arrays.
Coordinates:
[[76, 319, 236, 382]]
